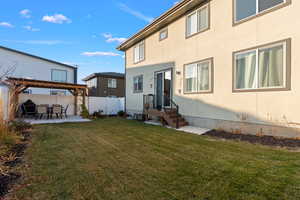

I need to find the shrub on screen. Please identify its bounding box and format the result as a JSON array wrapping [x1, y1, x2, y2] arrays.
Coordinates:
[[0, 100, 19, 148], [117, 111, 125, 117], [80, 104, 90, 119], [9, 120, 32, 133], [0, 122, 19, 147]]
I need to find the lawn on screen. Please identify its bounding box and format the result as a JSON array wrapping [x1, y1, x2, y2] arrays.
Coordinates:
[[13, 118, 300, 200]]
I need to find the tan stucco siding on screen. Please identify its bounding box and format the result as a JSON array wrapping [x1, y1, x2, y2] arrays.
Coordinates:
[[125, 0, 300, 134]]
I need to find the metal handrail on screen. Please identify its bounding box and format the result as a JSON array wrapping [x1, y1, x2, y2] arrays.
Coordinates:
[[143, 94, 180, 129], [163, 95, 179, 129]]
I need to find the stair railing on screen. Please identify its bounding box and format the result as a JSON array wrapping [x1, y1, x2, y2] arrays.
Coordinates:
[[163, 95, 179, 129]]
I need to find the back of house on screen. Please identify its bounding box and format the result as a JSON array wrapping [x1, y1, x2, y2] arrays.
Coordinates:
[[118, 0, 300, 138]]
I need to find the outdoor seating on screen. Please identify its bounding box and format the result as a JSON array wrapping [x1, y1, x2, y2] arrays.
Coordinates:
[[36, 104, 48, 119], [62, 105, 69, 118], [52, 104, 63, 119]]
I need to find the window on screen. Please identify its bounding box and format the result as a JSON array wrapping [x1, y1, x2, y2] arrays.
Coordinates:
[[134, 41, 145, 63], [108, 78, 117, 88], [22, 89, 32, 94], [186, 4, 209, 37], [184, 58, 213, 93], [235, 0, 287, 23], [234, 40, 290, 92], [87, 78, 97, 88], [50, 90, 67, 96], [52, 69, 67, 82], [159, 28, 168, 41], [133, 75, 143, 93]]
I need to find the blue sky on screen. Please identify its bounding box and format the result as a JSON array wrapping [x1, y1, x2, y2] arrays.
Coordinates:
[[0, 0, 179, 82]]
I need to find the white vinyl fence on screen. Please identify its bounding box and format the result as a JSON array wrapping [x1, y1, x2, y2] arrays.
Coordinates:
[[0, 85, 9, 120], [88, 97, 124, 115]]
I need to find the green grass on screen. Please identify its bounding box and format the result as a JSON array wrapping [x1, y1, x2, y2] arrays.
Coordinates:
[[14, 118, 300, 200]]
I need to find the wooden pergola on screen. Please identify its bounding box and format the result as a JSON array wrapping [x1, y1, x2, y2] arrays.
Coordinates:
[[6, 77, 87, 121]]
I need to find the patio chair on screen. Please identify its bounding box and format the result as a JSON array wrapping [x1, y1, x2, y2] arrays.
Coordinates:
[[62, 105, 69, 118], [53, 104, 63, 119], [36, 105, 48, 120]]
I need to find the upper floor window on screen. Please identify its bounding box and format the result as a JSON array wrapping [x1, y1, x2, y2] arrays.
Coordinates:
[[134, 41, 145, 63], [159, 28, 168, 41], [133, 75, 143, 93], [184, 58, 213, 93], [108, 78, 117, 88], [52, 69, 67, 83], [186, 4, 209, 38], [233, 39, 291, 92], [87, 78, 97, 88], [234, 0, 287, 23]]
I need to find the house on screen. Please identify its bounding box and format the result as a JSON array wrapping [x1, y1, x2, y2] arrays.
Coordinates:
[[0, 46, 77, 95], [83, 72, 125, 97], [117, 0, 300, 138]]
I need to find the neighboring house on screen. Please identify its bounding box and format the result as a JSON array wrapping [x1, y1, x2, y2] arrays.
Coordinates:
[[117, 0, 300, 137], [83, 72, 125, 97], [0, 46, 77, 95]]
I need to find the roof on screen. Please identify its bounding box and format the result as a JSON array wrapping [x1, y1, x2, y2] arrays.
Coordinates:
[[7, 77, 87, 90], [0, 45, 77, 70], [117, 0, 207, 51], [82, 72, 125, 81]]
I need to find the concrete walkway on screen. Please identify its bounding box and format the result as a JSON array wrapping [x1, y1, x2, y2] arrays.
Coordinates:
[[144, 120, 210, 135], [22, 116, 91, 125]]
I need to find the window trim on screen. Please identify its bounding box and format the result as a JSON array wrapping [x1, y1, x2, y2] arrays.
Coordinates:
[[185, 3, 210, 39], [183, 57, 214, 94], [133, 75, 143, 93], [159, 28, 168, 41], [51, 69, 68, 83], [232, 38, 291, 93], [108, 78, 117, 89], [133, 41, 145, 64], [233, 0, 292, 26]]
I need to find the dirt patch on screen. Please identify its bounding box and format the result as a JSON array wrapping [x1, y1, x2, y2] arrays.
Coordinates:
[[204, 130, 300, 148], [0, 173, 21, 197], [0, 131, 31, 199]]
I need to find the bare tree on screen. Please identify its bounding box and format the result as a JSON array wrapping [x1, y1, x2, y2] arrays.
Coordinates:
[[0, 63, 16, 82]]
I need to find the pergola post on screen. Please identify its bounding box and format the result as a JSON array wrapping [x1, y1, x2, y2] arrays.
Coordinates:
[[8, 84, 28, 121], [74, 89, 78, 116]]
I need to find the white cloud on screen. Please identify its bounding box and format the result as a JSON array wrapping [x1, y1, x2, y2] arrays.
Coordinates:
[[42, 14, 71, 24], [20, 9, 31, 18], [103, 33, 127, 43], [3, 40, 69, 45], [81, 51, 121, 57], [118, 3, 154, 23], [0, 22, 14, 28], [23, 25, 40, 32]]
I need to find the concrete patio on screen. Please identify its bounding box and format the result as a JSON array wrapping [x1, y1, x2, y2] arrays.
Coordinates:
[[144, 120, 211, 135], [22, 115, 91, 125]]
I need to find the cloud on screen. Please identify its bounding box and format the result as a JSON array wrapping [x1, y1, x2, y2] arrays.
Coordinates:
[[81, 51, 121, 57], [3, 40, 69, 45], [103, 33, 127, 43], [0, 22, 14, 28], [42, 14, 71, 24], [118, 3, 154, 23], [20, 9, 31, 18], [23, 25, 40, 32]]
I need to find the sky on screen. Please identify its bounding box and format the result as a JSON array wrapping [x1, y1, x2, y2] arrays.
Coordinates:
[[0, 0, 180, 83]]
